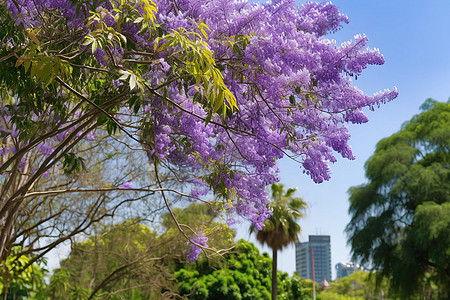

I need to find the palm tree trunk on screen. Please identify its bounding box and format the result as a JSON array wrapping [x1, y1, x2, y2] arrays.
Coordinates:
[[272, 248, 277, 300]]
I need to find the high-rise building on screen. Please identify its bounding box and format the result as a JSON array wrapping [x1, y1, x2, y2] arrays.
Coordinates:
[[335, 262, 362, 279], [295, 235, 332, 283]]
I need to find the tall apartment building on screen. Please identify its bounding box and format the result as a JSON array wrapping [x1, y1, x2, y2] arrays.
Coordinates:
[[295, 235, 332, 283]]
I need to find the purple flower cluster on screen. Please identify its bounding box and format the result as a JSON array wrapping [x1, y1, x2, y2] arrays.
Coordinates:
[[2, 0, 398, 246], [0, 107, 97, 172], [148, 0, 398, 228], [6, 0, 87, 28], [297, 1, 349, 36], [120, 182, 134, 189], [186, 231, 208, 262]]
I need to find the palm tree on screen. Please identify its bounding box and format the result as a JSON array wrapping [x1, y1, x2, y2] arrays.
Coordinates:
[[250, 183, 307, 300]]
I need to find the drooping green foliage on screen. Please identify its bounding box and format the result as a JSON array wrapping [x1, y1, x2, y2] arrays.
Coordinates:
[[346, 99, 450, 299]]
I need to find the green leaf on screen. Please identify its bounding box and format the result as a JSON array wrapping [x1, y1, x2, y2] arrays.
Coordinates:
[[289, 95, 295, 105], [205, 113, 212, 125], [82, 36, 94, 46], [129, 74, 136, 91], [91, 39, 98, 53], [118, 71, 130, 81]]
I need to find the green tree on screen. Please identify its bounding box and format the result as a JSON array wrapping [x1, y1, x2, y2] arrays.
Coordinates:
[[346, 99, 450, 299], [318, 271, 395, 300], [300, 279, 318, 300], [277, 272, 306, 300], [175, 239, 305, 300], [47, 203, 235, 299], [161, 202, 235, 258], [0, 247, 46, 299], [48, 220, 172, 299], [250, 184, 307, 300]]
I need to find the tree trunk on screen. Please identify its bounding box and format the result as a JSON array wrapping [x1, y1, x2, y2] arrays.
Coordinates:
[[0, 198, 23, 262], [272, 248, 277, 300]]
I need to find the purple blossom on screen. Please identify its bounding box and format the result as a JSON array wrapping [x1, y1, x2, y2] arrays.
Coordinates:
[[186, 231, 208, 262], [19, 157, 27, 170], [37, 141, 54, 157], [144, 103, 152, 113], [120, 182, 134, 189], [94, 48, 109, 67], [85, 131, 95, 141], [158, 59, 170, 72], [3, 0, 398, 232], [297, 1, 349, 36], [189, 178, 209, 198], [0, 148, 10, 156], [11, 124, 19, 138], [113, 80, 124, 89]]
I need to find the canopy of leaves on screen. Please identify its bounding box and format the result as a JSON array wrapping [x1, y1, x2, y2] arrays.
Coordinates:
[[47, 221, 170, 299], [346, 99, 450, 299], [0, 247, 46, 300], [318, 271, 395, 300], [175, 239, 305, 300]]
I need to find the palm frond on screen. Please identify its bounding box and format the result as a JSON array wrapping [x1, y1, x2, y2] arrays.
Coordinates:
[[250, 183, 307, 251]]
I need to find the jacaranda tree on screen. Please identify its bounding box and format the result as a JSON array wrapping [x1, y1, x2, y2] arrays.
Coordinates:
[[0, 0, 397, 264]]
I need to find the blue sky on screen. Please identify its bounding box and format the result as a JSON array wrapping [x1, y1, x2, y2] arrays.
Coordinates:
[[236, 0, 450, 279]]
